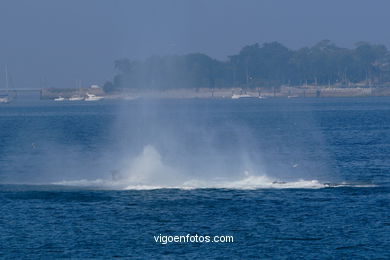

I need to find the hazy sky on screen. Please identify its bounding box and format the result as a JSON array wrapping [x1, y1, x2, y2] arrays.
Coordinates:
[[1, 0, 389, 88]]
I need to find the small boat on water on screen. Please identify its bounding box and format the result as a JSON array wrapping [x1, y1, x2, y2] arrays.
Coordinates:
[[54, 96, 66, 101], [85, 93, 104, 101], [69, 95, 84, 101], [69, 80, 84, 101], [1, 66, 12, 104], [0, 95, 10, 103], [231, 94, 253, 99]]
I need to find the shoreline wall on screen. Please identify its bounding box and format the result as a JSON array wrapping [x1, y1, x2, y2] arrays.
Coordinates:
[[40, 86, 390, 99]]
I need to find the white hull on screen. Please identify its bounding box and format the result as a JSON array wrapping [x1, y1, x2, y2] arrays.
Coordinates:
[[85, 97, 104, 101], [69, 96, 84, 101], [0, 97, 10, 103], [85, 93, 104, 101], [232, 94, 253, 99], [54, 97, 65, 101]]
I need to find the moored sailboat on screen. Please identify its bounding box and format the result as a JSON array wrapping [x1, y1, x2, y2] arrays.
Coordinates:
[[0, 66, 11, 103]]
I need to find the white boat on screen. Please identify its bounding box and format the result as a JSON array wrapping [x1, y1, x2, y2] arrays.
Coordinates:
[[54, 96, 65, 101], [1, 66, 11, 104], [69, 80, 84, 101], [69, 95, 84, 101], [232, 94, 252, 99], [85, 93, 104, 101], [0, 95, 10, 103]]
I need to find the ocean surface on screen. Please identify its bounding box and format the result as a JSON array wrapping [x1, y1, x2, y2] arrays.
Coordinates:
[[0, 97, 389, 259]]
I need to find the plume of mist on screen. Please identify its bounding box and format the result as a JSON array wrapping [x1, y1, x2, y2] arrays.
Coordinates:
[[0, 98, 336, 189], [94, 98, 336, 189]]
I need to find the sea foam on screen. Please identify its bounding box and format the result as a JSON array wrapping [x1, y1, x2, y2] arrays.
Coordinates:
[[53, 145, 375, 190]]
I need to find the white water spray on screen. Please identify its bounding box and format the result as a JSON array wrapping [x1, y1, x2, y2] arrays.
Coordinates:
[[55, 144, 331, 190]]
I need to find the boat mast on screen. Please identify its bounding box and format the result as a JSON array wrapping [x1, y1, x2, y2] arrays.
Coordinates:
[[5, 65, 9, 94]]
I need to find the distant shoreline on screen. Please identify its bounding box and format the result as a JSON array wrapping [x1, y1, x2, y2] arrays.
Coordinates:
[[37, 86, 390, 100]]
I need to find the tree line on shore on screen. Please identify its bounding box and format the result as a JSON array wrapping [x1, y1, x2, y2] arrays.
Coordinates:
[[103, 40, 390, 92]]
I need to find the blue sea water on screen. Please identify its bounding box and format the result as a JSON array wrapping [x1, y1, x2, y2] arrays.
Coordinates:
[[0, 97, 389, 259]]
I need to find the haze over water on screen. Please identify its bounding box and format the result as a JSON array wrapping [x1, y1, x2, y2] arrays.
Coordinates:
[[2, 98, 386, 188], [1, 0, 390, 88], [1, 98, 389, 258], [1, 0, 390, 258]]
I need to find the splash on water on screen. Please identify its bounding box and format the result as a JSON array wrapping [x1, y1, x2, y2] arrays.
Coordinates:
[[53, 145, 373, 190]]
